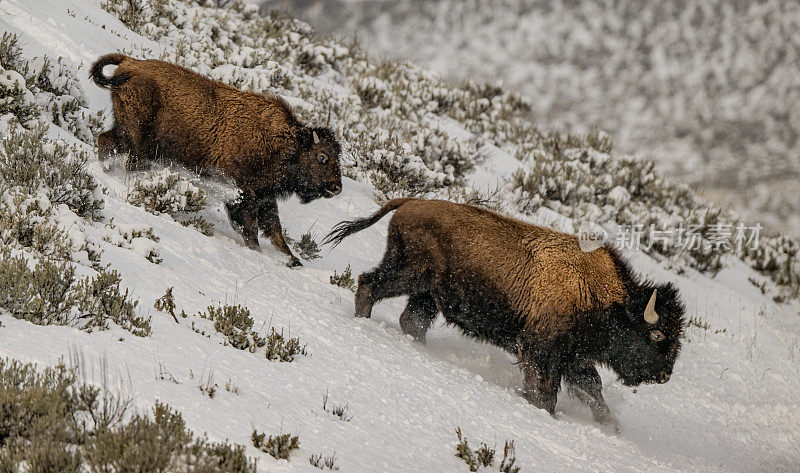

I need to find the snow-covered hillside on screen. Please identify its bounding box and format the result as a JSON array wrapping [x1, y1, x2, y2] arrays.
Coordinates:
[[1, 1, 799, 472], [265, 0, 800, 238]]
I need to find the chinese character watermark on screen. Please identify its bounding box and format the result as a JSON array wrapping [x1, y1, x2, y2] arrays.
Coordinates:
[[577, 222, 762, 253]]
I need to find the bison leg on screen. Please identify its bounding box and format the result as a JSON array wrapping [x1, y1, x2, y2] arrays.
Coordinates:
[[97, 130, 117, 161], [112, 77, 158, 170], [354, 267, 410, 318], [518, 347, 561, 415], [399, 292, 438, 342], [564, 360, 619, 432], [257, 199, 301, 267], [225, 197, 261, 251]]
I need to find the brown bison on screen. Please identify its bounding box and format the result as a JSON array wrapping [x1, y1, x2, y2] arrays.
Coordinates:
[[325, 198, 685, 429], [90, 54, 342, 266]]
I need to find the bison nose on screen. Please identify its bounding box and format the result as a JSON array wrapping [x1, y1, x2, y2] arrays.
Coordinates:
[[658, 371, 671, 384]]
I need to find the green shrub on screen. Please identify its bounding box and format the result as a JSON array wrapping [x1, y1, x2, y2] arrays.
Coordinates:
[[264, 327, 307, 362], [73, 269, 149, 336], [181, 215, 215, 236], [197, 304, 266, 352], [0, 248, 150, 337], [292, 231, 321, 261], [252, 430, 299, 460], [330, 264, 356, 292], [0, 358, 257, 473]]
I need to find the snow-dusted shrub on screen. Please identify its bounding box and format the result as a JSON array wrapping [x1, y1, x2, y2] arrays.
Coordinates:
[[196, 304, 266, 352], [1, 125, 102, 219], [34, 56, 105, 144], [740, 236, 800, 288], [127, 168, 213, 236], [0, 189, 72, 260], [292, 232, 321, 261], [330, 264, 355, 292], [85, 401, 257, 473], [264, 327, 307, 362], [498, 441, 521, 473], [510, 145, 731, 274], [1, 357, 256, 472], [455, 427, 493, 471], [0, 360, 83, 471], [1, 32, 103, 143], [0, 250, 77, 327], [252, 430, 299, 460], [102, 220, 162, 264], [127, 168, 206, 214], [0, 69, 38, 126], [0, 45, 153, 337], [309, 452, 340, 470], [0, 32, 29, 75], [180, 215, 214, 236], [100, 0, 170, 34], [0, 248, 150, 336], [72, 269, 149, 336]]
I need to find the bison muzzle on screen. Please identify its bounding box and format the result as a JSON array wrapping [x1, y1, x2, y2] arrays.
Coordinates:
[[91, 54, 342, 266], [324, 198, 685, 430]]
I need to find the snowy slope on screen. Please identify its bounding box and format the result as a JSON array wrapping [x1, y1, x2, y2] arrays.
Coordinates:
[[2, 1, 800, 472]]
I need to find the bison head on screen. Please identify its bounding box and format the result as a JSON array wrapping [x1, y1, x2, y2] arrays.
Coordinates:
[[605, 282, 685, 386], [295, 127, 342, 203]]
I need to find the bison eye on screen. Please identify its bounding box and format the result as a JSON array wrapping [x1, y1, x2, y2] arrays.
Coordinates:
[[317, 154, 328, 164], [649, 330, 665, 342]]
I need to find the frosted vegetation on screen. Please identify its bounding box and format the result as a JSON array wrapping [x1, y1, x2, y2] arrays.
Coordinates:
[[270, 0, 800, 238]]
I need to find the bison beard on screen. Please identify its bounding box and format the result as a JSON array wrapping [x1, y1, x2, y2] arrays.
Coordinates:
[[325, 198, 685, 430], [90, 54, 343, 266]]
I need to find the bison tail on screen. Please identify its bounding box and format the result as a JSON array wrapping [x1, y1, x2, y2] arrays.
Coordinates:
[[323, 197, 417, 248], [90, 53, 132, 89]]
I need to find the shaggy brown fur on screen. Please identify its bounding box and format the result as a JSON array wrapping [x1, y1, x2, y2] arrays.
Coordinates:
[[325, 198, 685, 430], [91, 53, 342, 266]]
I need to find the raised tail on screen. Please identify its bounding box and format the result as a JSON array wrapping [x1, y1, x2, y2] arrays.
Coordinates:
[[323, 197, 417, 248], [90, 53, 132, 89]]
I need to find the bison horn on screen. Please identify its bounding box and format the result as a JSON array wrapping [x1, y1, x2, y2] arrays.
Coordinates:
[[644, 289, 659, 324], [313, 131, 320, 144]]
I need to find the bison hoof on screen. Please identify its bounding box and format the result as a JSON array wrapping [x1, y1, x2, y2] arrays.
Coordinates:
[[598, 416, 620, 434], [287, 258, 303, 268]]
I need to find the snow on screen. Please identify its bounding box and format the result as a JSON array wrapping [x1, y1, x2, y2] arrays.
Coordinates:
[[1, 1, 800, 472]]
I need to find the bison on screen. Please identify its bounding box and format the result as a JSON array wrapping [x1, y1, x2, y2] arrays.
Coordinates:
[[90, 54, 342, 267], [324, 198, 685, 429]]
